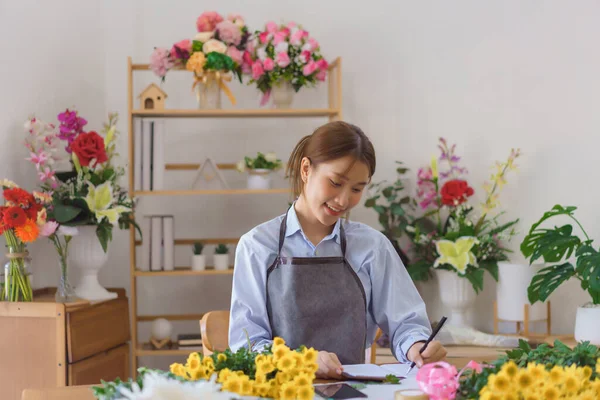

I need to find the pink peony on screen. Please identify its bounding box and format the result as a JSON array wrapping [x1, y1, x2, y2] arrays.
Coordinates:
[[252, 61, 264, 80], [287, 22, 297, 30], [243, 50, 253, 66], [150, 47, 174, 78], [227, 46, 243, 65], [290, 29, 308, 46], [216, 20, 241, 46], [263, 58, 275, 71], [196, 11, 223, 32], [275, 52, 291, 68], [316, 69, 327, 81], [303, 60, 318, 76], [265, 21, 278, 34], [259, 31, 270, 44], [227, 13, 245, 28], [279, 27, 291, 37], [317, 59, 329, 70], [272, 31, 288, 45], [308, 37, 319, 51], [300, 50, 312, 63], [170, 39, 192, 60]]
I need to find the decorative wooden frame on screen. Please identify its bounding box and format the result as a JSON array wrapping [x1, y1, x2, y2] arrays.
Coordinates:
[[150, 337, 172, 350]]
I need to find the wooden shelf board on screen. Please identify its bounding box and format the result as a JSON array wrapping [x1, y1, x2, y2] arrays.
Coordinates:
[[131, 108, 339, 118], [135, 267, 234, 276], [136, 343, 201, 356], [165, 163, 236, 171], [137, 313, 205, 322], [134, 188, 289, 196], [135, 238, 240, 246]]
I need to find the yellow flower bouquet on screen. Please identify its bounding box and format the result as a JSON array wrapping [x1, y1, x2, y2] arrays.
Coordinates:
[[92, 337, 318, 400]]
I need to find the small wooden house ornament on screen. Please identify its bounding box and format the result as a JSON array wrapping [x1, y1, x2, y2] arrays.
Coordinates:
[[138, 83, 168, 110]]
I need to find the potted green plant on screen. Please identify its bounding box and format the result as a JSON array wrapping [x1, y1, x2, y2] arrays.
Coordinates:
[[236, 152, 282, 190], [521, 204, 600, 344], [214, 244, 229, 271], [191, 242, 205, 271]]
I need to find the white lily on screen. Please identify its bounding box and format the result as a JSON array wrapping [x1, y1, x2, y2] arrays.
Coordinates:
[[85, 181, 130, 225]]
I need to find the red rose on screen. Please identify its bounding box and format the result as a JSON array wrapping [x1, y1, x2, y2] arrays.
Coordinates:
[[71, 131, 108, 167], [440, 179, 474, 206]]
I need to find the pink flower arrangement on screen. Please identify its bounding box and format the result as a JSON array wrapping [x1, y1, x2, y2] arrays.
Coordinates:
[[416, 360, 484, 400], [150, 11, 250, 82], [246, 21, 328, 105]]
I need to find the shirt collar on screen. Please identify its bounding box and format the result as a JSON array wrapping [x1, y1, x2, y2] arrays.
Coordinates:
[[286, 203, 341, 244]]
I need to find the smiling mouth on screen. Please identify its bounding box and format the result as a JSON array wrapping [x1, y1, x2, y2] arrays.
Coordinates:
[[325, 203, 345, 213]]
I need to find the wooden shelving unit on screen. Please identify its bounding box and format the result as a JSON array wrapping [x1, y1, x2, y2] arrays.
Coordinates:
[[127, 56, 342, 376]]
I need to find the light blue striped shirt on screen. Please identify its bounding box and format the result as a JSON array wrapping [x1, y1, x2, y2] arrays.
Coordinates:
[[228, 205, 432, 363]]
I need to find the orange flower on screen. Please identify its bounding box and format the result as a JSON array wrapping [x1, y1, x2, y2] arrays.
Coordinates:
[[3, 206, 27, 228], [15, 219, 39, 242]]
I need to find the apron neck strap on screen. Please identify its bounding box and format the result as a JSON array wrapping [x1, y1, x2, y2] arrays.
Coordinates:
[[277, 206, 348, 258]]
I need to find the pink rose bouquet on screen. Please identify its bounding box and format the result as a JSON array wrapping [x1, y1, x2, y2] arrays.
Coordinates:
[[149, 11, 250, 84], [246, 21, 328, 105]]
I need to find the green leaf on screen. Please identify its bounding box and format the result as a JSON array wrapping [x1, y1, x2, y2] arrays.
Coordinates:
[[391, 203, 405, 217], [529, 205, 578, 233], [479, 260, 499, 281], [364, 197, 377, 208], [96, 224, 113, 253], [192, 40, 203, 52], [382, 187, 393, 199], [520, 225, 581, 263], [53, 204, 82, 223], [466, 269, 485, 294], [518, 339, 531, 353], [528, 262, 575, 304], [373, 205, 386, 215], [408, 260, 432, 282], [575, 245, 600, 302], [488, 219, 519, 236]]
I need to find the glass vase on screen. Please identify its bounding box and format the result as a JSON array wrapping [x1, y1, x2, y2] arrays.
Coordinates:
[[195, 73, 222, 109], [3, 245, 33, 302], [55, 255, 77, 303], [271, 80, 294, 108]]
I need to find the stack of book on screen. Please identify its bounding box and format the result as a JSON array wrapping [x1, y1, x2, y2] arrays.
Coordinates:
[[177, 333, 203, 351]]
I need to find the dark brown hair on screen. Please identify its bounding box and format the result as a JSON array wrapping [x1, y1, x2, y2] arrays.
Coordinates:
[[286, 121, 376, 198]]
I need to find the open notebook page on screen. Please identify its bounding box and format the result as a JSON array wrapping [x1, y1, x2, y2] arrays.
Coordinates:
[[341, 363, 414, 380]]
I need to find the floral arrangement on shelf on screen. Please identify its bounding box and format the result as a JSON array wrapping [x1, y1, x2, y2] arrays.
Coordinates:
[[455, 339, 600, 399], [24, 110, 139, 254], [150, 11, 251, 106], [365, 138, 521, 294], [92, 337, 318, 400], [236, 152, 283, 173], [246, 21, 328, 105], [0, 180, 55, 301], [521, 205, 600, 305]]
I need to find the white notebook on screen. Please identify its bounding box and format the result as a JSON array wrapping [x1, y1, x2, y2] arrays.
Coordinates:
[[341, 363, 414, 381]]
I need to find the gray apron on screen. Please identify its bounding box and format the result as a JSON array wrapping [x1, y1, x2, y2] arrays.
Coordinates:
[[266, 209, 368, 364]]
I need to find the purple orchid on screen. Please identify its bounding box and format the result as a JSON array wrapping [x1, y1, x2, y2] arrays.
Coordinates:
[[57, 109, 87, 153]]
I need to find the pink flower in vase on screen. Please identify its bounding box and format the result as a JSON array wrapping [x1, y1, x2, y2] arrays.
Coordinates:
[[259, 31, 271, 44], [252, 61, 265, 80], [290, 29, 308, 46], [150, 47, 174, 78], [227, 46, 243, 65], [265, 21, 278, 34], [272, 31, 288, 45], [317, 59, 329, 70], [263, 58, 275, 71], [216, 20, 241, 46], [303, 60, 318, 76], [170, 39, 192, 60], [196, 11, 223, 32], [275, 52, 291, 68], [27, 151, 49, 169], [316, 69, 327, 81], [227, 13, 245, 28], [39, 221, 58, 237]]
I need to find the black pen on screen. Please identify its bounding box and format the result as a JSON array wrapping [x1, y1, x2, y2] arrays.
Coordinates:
[[406, 316, 448, 374]]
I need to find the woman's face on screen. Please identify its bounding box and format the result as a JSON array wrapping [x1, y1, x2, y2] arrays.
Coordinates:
[[301, 155, 370, 227]]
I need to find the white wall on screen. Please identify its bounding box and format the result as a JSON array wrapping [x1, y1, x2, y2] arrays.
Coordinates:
[[2, 0, 600, 371]]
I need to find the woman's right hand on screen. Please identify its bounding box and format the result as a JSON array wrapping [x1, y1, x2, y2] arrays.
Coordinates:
[[316, 351, 344, 379]]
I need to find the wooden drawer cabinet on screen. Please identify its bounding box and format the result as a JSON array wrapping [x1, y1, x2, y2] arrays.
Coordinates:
[[0, 287, 130, 400]]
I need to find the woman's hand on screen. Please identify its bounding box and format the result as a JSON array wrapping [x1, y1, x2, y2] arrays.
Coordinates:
[[407, 340, 447, 367], [316, 351, 344, 379]]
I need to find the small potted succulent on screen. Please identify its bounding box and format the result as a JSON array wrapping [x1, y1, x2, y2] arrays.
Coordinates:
[[213, 244, 230, 271], [191, 242, 205, 271]]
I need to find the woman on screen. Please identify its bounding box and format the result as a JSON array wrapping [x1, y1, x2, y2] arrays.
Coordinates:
[[229, 121, 446, 378]]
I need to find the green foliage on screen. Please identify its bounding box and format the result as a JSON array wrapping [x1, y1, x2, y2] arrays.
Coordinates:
[[215, 244, 229, 254], [521, 205, 600, 305], [205, 52, 235, 72], [193, 242, 204, 255], [457, 339, 600, 399], [243, 152, 282, 171]]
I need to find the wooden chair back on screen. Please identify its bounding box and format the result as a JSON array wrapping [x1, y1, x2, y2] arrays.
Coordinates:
[[199, 310, 230, 356], [22, 385, 95, 400]]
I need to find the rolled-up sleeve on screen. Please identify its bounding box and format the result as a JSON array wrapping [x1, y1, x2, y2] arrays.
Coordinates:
[[369, 235, 432, 362], [228, 233, 275, 352]]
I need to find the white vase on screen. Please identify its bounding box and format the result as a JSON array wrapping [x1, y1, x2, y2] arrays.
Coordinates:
[[213, 254, 229, 271], [191, 255, 206, 271], [496, 262, 547, 322], [271, 81, 294, 108], [247, 169, 272, 190], [435, 269, 477, 327], [70, 225, 117, 301], [195, 74, 222, 109], [574, 305, 600, 345]]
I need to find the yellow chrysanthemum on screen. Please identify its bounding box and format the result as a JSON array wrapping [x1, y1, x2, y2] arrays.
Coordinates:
[[491, 373, 510, 392], [189, 368, 205, 381], [294, 372, 312, 387], [222, 375, 242, 394], [257, 360, 275, 375], [579, 391, 596, 400], [526, 363, 547, 380], [279, 382, 297, 400], [542, 386, 559, 400], [217, 353, 227, 362], [277, 354, 296, 372], [516, 370, 533, 391], [217, 368, 232, 383], [186, 353, 201, 371], [169, 362, 187, 379], [563, 374, 579, 394], [501, 361, 519, 379], [276, 371, 290, 385], [272, 344, 289, 361], [596, 359, 600, 374], [502, 393, 518, 400], [297, 385, 314, 400], [202, 356, 214, 367], [549, 365, 564, 384], [581, 365, 593, 380], [255, 354, 267, 364], [254, 383, 270, 397], [273, 337, 285, 346], [303, 348, 318, 364], [254, 372, 267, 384], [238, 376, 252, 396], [186, 52, 206, 74]]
